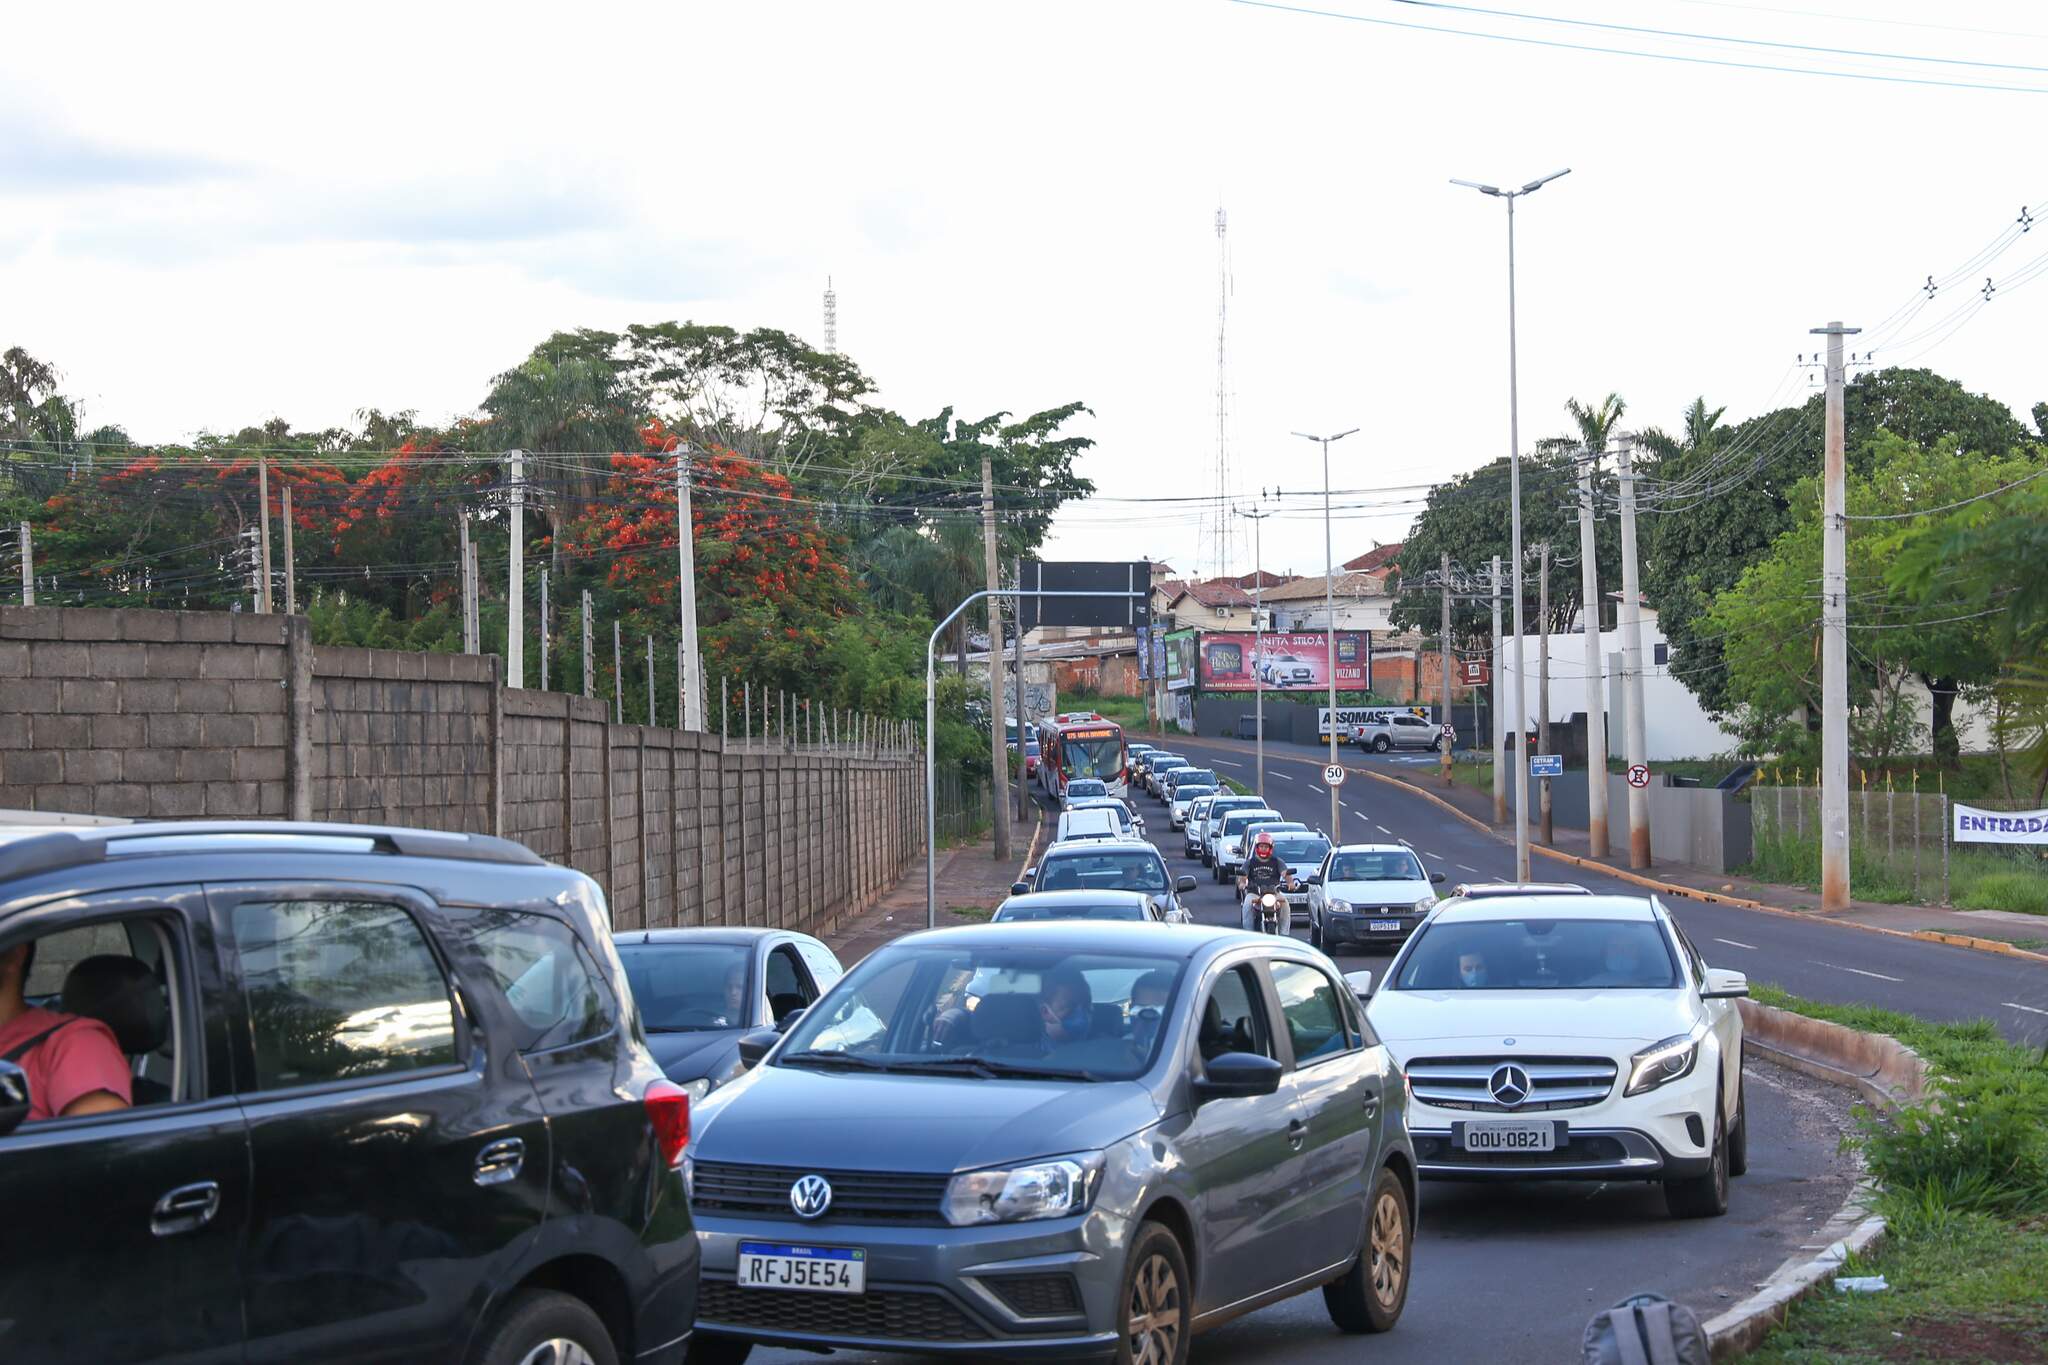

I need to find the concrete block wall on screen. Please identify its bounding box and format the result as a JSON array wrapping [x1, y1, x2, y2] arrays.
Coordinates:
[[0, 606, 925, 935]]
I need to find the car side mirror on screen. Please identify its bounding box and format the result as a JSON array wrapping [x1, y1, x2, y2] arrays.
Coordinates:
[[1011, 879, 1031, 896], [737, 1029, 782, 1070], [0, 1060, 29, 1137], [1429, 871, 1447, 884], [1306, 873, 1322, 886], [774, 1007, 807, 1033], [1192, 1051, 1284, 1104], [1343, 969, 1374, 1002], [1702, 968, 1750, 1000], [1174, 875, 1197, 894]]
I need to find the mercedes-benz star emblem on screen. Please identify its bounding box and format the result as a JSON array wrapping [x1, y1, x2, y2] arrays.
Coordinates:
[[789, 1174, 834, 1220], [1488, 1063, 1533, 1108]]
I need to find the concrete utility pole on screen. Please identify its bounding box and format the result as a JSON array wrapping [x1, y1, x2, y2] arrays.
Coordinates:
[[539, 570, 550, 691], [612, 620, 623, 725], [1492, 555, 1506, 825], [1814, 320, 1860, 910], [507, 450, 525, 689], [256, 455, 274, 614], [1238, 506, 1273, 798], [677, 446, 704, 731], [17, 522, 32, 606], [1575, 446, 1610, 857], [1615, 431, 1652, 868], [1292, 428, 1357, 844], [1439, 552, 1453, 788], [458, 513, 475, 653], [1538, 542, 1552, 845], [581, 590, 594, 699], [980, 455, 1010, 862], [1012, 557, 1029, 822], [281, 485, 297, 616]]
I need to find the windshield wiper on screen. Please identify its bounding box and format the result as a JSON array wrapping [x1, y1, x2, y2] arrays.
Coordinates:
[[779, 1050, 899, 1071], [644, 1024, 717, 1034], [893, 1057, 1104, 1083]]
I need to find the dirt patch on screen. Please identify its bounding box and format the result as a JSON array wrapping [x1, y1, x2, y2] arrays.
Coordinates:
[[1878, 1316, 2048, 1363]]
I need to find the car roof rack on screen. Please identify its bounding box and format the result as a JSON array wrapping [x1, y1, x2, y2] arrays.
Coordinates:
[[0, 820, 544, 884]]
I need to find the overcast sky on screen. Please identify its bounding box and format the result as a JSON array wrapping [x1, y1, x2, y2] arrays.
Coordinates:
[[5, 1, 2044, 581]]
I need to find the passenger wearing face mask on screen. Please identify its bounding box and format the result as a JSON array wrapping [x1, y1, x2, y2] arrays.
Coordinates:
[[1037, 969, 1094, 1054], [1456, 950, 1491, 989], [1580, 930, 1650, 988]]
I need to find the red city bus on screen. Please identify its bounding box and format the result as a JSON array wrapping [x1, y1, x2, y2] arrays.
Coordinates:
[[1034, 714, 1129, 801]]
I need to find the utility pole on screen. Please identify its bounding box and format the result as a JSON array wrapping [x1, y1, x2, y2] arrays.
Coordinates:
[[1292, 428, 1357, 843], [1576, 445, 1610, 857], [1439, 552, 1453, 788], [677, 446, 704, 731], [1012, 557, 1029, 822], [458, 513, 475, 653], [281, 486, 297, 615], [980, 455, 1010, 861], [17, 522, 31, 606], [1491, 555, 1506, 825], [581, 590, 593, 699], [613, 620, 623, 724], [1615, 431, 1653, 867], [507, 450, 525, 688], [1538, 542, 1552, 844], [1238, 506, 1273, 798], [1814, 320, 1860, 910], [256, 455, 274, 614], [539, 569, 550, 691]]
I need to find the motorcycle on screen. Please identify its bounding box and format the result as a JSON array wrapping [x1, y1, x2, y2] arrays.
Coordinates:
[[1256, 891, 1283, 935]]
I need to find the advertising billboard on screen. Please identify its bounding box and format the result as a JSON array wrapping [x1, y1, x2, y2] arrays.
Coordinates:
[[1163, 630, 1200, 692], [1197, 632, 1371, 693]]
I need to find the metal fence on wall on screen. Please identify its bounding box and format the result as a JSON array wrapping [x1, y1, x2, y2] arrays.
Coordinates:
[[935, 770, 991, 848]]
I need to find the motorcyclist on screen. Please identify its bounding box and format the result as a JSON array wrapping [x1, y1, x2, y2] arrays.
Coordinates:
[[1237, 835, 1297, 933]]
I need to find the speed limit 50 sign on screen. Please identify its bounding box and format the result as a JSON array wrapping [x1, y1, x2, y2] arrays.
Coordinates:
[[1323, 764, 1347, 787]]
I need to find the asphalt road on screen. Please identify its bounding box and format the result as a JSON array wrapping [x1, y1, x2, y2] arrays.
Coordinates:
[[751, 758, 1869, 1364], [1170, 736, 2048, 1046]]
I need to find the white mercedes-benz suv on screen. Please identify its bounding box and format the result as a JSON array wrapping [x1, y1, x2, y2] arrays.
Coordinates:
[[1362, 891, 1749, 1218]]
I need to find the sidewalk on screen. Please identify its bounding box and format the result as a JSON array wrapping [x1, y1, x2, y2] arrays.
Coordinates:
[[1387, 765, 2048, 951], [820, 808, 1045, 965]]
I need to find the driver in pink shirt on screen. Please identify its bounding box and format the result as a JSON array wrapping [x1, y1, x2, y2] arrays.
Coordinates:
[[0, 941, 132, 1121]]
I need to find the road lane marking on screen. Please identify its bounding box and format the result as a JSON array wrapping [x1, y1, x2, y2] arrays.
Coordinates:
[[1458, 863, 1483, 874], [1270, 771, 1294, 781], [1821, 963, 1904, 982], [1714, 938, 1759, 951], [1212, 759, 1244, 767], [2005, 1002, 2048, 1017], [1375, 824, 1391, 834]]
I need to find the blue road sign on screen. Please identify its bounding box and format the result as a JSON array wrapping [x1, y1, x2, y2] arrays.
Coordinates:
[[1528, 752, 1564, 778]]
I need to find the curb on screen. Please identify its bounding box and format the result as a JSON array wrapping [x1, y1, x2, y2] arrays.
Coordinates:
[[1361, 768, 2048, 967], [1702, 1002, 1927, 1360], [1017, 809, 1045, 885]]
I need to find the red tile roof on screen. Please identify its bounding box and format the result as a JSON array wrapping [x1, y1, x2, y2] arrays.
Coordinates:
[[1342, 542, 1403, 574]]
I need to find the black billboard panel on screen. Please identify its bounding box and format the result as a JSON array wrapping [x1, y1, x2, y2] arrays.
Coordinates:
[[1017, 560, 1152, 631]]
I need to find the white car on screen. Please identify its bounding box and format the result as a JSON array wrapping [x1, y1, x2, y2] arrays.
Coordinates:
[[1352, 713, 1442, 753], [1061, 779, 1110, 809], [1307, 843, 1446, 953], [1364, 892, 1750, 1219], [1065, 796, 1145, 840], [1209, 807, 1283, 882], [1053, 806, 1125, 845], [1259, 652, 1316, 685], [1166, 782, 1217, 831], [1196, 795, 1267, 867]]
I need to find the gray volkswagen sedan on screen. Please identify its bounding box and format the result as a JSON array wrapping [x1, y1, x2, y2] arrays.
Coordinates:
[[684, 922, 1415, 1363]]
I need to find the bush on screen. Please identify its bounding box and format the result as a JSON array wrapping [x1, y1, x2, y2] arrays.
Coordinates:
[[1952, 867, 2048, 916], [1854, 1064, 2048, 1218]]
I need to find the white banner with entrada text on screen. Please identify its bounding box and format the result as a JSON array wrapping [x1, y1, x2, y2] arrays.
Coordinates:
[[1952, 803, 2048, 845]]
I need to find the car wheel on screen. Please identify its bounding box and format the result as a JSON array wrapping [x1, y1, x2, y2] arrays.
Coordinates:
[[1309, 916, 1324, 951], [1324, 1166, 1411, 1334], [1430, 737, 1443, 752], [1727, 1073, 1749, 1178], [1116, 1221, 1191, 1365], [685, 1338, 754, 1365], [473, 1290, 619, 1365], [1664, 1098, 1730, 1219], [1372, 736, 1391, 753]]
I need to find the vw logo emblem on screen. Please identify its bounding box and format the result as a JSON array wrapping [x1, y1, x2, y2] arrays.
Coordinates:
[[1489, 1063, 1533, 1109], [789, 1174, 834, 1220]]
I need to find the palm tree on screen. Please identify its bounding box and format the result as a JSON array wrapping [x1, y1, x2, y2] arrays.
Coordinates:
[[1638, 396, 1727, 462], [1565, 392, 1628, 460]]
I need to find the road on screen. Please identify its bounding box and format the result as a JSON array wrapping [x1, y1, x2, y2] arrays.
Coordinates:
[[754, 747, 1877, 1364], [1171, 736, 2048, 1046]]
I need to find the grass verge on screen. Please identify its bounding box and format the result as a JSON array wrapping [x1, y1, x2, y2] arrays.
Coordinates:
[[1743, 985, 2048, 1363]]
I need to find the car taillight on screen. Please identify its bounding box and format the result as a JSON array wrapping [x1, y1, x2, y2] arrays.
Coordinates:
[[644, 1080, 691, 1167]]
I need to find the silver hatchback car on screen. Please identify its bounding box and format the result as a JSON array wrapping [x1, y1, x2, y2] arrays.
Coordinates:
[[685, 922, 1416, 1362]]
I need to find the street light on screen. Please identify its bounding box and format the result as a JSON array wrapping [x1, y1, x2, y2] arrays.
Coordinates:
[[1292, 427, 1358, 845], [1453, 166, 1570, 884]]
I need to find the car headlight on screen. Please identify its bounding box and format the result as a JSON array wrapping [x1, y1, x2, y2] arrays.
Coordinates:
[[943, 1151, 1106, 1226], [1412, 895, 1437, 913], [1625, 1022, 1708, 1096], [1329, 899, 1352, 915], [681, 1077, 714, 1104]]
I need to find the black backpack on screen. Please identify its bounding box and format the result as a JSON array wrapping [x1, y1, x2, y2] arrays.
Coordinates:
[[1582, 1293, 1711, 1365]]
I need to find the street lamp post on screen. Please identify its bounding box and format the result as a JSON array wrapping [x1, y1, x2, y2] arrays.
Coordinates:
[[1293, 428, 1358, 845], [1451, 166, 1570, 884]]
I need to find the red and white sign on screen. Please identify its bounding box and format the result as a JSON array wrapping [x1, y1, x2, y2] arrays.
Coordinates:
[[1626, 764, 1651, 789]]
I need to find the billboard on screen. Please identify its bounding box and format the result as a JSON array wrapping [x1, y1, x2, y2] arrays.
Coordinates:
[[1017, 560, 1152, 631], [1196, 632, 1371, 693], [1319, 704, 1434, 737], [1163, 630, 1200, 692]]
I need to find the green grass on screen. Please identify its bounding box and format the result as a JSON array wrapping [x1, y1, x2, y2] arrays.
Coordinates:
[[1742, 830, 2048, 915], [1742, 986, 2048, 1363], [1219, 775, 1252, 796], [947, 905, 993, 921], [1059, 692, 1149, 732]]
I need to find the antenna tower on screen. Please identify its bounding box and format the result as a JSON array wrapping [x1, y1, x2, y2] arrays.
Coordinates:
[[823, 276, 838, 354], [1212, 206, 1233, 580]]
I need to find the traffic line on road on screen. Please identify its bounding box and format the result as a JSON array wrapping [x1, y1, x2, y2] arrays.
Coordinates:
[[1458, 863, 1483, 874], [2005, 1002, 2048, 1017], [1310, 785, 1326, 795], [1211, 758, 1243, 767], [1714, 938, 1759, 951], [1821, 963, 1905, 983], [1270, 771, 1294, 781], [1374, 824, 1391, 835]]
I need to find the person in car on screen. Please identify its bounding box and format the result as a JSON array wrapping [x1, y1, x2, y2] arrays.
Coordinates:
[[1456, 950, 1491, 988], [1237, 835, 1296, 931], [0, 941, 131, 1122], [718, 963, 748, 1027], [1125, 969, 1173, 1053], [1579, 930, 1650, 988], [1037, 969, 1093, 1052]]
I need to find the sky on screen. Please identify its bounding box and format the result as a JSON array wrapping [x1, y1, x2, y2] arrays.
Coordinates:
[[5, 0, 2046, 582]]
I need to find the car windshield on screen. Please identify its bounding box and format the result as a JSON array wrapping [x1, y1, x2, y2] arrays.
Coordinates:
[[994, 900, 1148, 923], [1037, 849, 1167, 893], [1025, 741, 1040, 756], [615, 942, 752, 1031], [1330, 851, 1427, 882], [778, 945, 1186, 1080], [1071, 799, 1133, 828], [1393, 918, 1680, 991], [1207, 800, 1258, 826], [1066, 780, 1107, 799], [1222, 812, 1280, 838], [1170, 769, 1215, 789], [1174, 785, 1218, 804], [1270, 836, 1330, 865], [1064, 734, 1124, 780]]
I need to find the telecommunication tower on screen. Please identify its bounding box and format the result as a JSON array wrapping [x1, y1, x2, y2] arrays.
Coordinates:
[[823, 277, 838, 355], [1212, 206, 1233, 579]]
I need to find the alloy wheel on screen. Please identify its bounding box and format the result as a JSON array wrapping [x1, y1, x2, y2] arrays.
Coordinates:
[[1369, 1188, 1406, 1309], [1127, 1252, 1183, 1365], [517, 1340, 597, 1365]]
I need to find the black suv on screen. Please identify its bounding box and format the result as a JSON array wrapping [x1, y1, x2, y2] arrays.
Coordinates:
[[0, 820, 698, 1365]]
